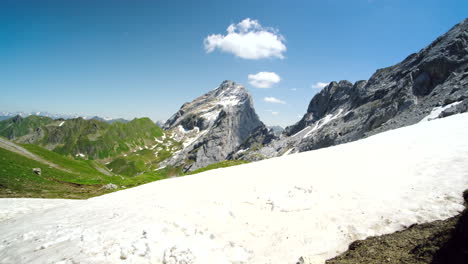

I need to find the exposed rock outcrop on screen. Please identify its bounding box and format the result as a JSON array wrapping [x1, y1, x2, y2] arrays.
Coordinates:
[[162, 80, 264, 172], [235, 18, 468, 161]]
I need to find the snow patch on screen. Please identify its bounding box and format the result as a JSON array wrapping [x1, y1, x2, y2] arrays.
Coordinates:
[[154, 165, 166, 171], [201, 110, 221, 123], [218, 96, 240, 107], [291, 125, 310, 138], [178, 125, 200, 134], [304, 109, 344, 138], [420, 101, 462, 122], [183, 130, 208, 148], [236, 148, 248, 155], [58, 121, 65, 127], [0, 199, 78, 223]]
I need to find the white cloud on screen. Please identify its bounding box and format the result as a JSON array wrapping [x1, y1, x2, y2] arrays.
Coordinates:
[[311, 82, 330, 89], [248, 72, 281, 88], [204, 18, 286, 60], [290, 88, 297, 91], [264, 96, 286, 104]]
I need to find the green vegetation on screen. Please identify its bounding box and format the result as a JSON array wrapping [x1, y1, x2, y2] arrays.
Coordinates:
[[0, 115, 53, 139], [107, 157, 145, 176], [0, 143, 176, 199], [0, 116, 251, 199], [0, 115, 167, 160], [0, 141, 249, 198], [50, 117, 165, 159], [22, 144, 107, 179], [0, 147, 103, 198], [185, 160, 249, 175], [104, 132, 182, 176]]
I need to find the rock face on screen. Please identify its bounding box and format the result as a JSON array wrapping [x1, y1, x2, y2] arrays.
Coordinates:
[[235, 18, 468, 160], [162, 80, 264, 172]]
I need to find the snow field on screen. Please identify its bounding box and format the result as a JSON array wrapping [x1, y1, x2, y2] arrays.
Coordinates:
[[0, 113, 467, 264]]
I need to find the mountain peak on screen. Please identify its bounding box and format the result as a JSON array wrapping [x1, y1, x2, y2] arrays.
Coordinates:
[[162, 80, 263, 171], [12, 115, 23, 123], [211, 80, 247, 99]]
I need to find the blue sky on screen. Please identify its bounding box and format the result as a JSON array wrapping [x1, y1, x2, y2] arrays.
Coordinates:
[[1, 0, 466, 126]]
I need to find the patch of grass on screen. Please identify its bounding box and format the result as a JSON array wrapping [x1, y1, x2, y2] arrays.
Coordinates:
[[185, 160, 249, 175], [107, 157, 145, 176], [0, 144, 177, 199], [0, 147, 104, 199], [22, 144, 107, 178]]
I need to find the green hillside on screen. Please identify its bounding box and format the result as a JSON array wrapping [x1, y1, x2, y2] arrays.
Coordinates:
[[0, 143, 174, 199], [0, 115, 53, 139], [0, 115, 171, 160], [0, 115, 250, 199]]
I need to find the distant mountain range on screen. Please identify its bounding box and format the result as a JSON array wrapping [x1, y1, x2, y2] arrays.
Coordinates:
[[0, 111, 130, 124]]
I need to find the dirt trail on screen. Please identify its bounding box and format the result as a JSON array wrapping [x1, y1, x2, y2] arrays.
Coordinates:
[[0, 137, 71, 173]]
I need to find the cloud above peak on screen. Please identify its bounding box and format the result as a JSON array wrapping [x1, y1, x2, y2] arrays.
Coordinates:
[[204, 18, 286, 60], [248, 72, 281, 88]]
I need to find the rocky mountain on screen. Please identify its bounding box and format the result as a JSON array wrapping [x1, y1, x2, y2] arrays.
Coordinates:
[[233, 18, 468, 161], [162, 80, 264, 172]]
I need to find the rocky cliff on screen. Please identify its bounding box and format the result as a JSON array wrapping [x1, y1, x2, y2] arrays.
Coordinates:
[[162, 80, 264, 172], [233, 18, 468, 160]]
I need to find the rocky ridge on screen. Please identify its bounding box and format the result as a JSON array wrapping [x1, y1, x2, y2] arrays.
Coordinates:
[[232, 18, 468, 161]]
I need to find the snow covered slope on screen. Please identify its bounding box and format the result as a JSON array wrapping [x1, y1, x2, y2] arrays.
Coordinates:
[[1, 113, 468, 264]]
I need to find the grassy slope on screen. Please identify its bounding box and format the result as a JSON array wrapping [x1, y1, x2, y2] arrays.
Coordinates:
[[0, 144, 252, 199], [51, 117, 165, 159], [0, 115, 53, 139], [0, 116, 251, 198], [0, 144, 172, 199], [105, 131, 182, 176], [0, 116, 167, 160], [0, 147, 103, 198]]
